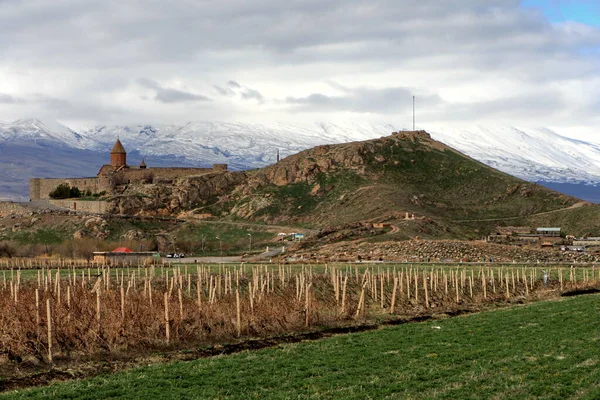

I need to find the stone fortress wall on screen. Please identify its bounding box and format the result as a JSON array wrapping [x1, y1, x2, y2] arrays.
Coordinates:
[[0, 201, 31, 217], [48, 199, 108, 213], [30, 177, 100, 201], [30, 165, 228, 200]]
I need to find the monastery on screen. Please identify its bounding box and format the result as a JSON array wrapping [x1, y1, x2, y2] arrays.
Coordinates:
[[29, 139, 227, 200]]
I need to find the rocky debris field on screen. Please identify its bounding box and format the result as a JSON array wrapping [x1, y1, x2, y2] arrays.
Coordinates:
[[290, 239, 600, 264]]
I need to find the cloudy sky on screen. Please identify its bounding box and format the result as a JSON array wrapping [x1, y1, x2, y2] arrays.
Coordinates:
[[0, 0, 598, 139]]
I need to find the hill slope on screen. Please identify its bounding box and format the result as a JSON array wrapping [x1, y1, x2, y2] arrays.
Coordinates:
[[110, 130, 600, 238], [2, 119, 600, 201]]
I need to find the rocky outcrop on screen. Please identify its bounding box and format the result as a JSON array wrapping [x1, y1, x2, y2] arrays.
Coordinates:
[[107, 171, 247, 216]]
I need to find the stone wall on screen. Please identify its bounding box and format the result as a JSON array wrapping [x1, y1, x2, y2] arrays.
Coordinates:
[[49, 199, 107, 213], [30, 164, 228, 200], [0, 201, 31, 217], [30, 177, 100, 200]]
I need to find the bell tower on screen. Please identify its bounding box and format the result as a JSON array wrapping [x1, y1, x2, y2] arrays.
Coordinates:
[[110, 139, 127, 167]]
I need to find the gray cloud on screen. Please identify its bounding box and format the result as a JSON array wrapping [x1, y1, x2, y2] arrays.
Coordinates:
[[287, 86, 440, 114], [0, 1, 597, 132], [216, 81, 265, 104], [0, 94, 22, 104], [137, 78, 211, 103]]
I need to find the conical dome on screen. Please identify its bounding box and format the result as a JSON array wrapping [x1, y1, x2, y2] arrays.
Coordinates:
[[110, 139, 127, 167], [111, 139, 127, 154]]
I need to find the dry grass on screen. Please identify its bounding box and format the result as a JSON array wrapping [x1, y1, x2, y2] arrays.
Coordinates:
[[0, 262, 598, 369]]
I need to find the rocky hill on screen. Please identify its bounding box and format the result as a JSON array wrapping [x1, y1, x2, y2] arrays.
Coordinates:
[[2, 119, 600, 202], [105, 130, 600, 239]]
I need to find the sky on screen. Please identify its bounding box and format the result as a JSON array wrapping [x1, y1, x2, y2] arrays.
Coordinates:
[[0, 0, 598, 139]]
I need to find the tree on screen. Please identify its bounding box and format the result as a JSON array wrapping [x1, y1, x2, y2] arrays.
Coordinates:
[[49, 183, 82, 199]]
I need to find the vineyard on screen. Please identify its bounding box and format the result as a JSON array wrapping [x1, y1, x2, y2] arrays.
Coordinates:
[[1, 259, 599, 382]]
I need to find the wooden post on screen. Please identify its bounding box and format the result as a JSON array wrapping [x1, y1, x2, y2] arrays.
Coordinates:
[[559, 268, 563, 291], [120, 286, 126, 321], [46, 298, 53, 363], [380, 275, 384, 308], [96, 289, 101, 328], [469, 275, 473, 298], [390, 277, 398, 314], [340, 275, 348, 315], [178, 287, 183, 320], [35, 289, 40, 331], [355, 284, 366, 319], [164, 292, 170, 344], [305, 283, 311, 327], [482, 272, 487, 299], [236, 288, 241, 337], [423, 273, 429, 309], [414, 271, 418, 303], [249, 282, 254, 314]]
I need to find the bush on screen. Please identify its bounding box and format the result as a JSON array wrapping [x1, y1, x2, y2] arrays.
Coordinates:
[[49, 183, 82, 199], [0, 242, 16, 258]]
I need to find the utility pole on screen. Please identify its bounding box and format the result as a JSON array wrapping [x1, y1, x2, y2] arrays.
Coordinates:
[[215, 236, 222, 257], [413, 95, 416, 131]]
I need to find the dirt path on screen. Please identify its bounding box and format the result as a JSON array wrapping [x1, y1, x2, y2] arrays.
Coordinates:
[[180, 218, 319, 235], [450, 201, 589, 223]]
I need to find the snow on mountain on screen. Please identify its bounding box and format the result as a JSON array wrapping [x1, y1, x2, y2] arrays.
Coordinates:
[[81, 121, 397, 169], [0, 119, 88, 147], [427, 126, 600, 185], [1, 119, 600, 191]]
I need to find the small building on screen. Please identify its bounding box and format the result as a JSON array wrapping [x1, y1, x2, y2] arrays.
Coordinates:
[[573, 237, 600, 246], [536, 228, 561, 237], [560, 245, 586, 252], [373, 223, 391, 229], [287, 233, 305, 241], [93, 247, 160, 265]]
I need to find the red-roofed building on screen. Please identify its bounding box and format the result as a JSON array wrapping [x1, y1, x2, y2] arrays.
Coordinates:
[[93, 248, 159, 265], [112, 247, 133, 253]]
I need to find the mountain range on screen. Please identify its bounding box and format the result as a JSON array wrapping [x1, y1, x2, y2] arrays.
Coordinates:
[[0, 118, 598, 201]]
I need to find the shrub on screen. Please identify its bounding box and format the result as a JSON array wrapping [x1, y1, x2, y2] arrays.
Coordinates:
[[49, 183, 82, 199]]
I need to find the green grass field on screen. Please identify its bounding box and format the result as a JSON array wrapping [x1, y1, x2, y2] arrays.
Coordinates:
[[3, 294, 599, 399]]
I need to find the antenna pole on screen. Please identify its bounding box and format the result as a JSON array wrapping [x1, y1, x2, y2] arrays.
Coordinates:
[[413, 96, 415, 131]]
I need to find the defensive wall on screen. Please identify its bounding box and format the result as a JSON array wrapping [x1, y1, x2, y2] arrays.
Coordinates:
[[0, 201, 31, 217], [30, 177, 100, 200], [30, 164, 228, 201], [48, 199, 108, 214]]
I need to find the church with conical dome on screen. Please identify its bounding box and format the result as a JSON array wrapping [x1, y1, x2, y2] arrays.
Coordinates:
[[29, 139, 228, 202]]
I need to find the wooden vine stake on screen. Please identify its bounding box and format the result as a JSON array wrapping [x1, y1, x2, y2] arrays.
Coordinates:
[[46, 298, 53, 363], [178, 288, 183, 320], [390, 277, 398, 314], [236, 288, 241, 338], [481, 272, 487, 299], [340, 276, 348, 315], [559, 268, 563, 291], [164, 292, 170, 344], [355, 282, 366, 319], [96, 289, 101, 331], [35, 289, 40, 333], [423, 274, 429, 309], [120, 286, 126, 321], [304, 283, 312, 327]]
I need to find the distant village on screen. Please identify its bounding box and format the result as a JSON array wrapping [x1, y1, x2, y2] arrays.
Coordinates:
[[486, 226, 600, 253]]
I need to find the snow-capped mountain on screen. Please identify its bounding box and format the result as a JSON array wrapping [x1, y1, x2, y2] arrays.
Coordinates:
[[0, 119, 87, 147], [428, 126, 600, 186], [80, 121, 398, 169], [0, 119, 599, 200]]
